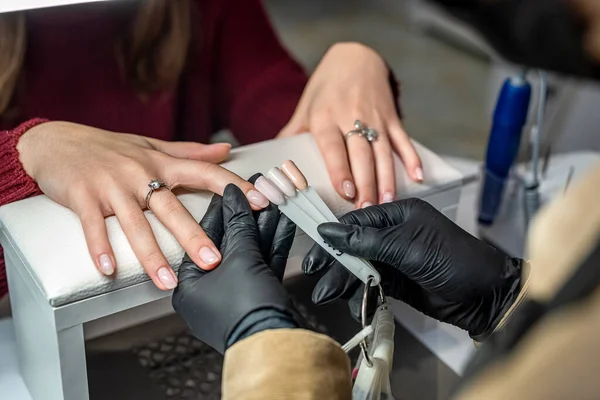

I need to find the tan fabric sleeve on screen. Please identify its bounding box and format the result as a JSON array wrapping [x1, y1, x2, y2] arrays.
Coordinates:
[[456, 163, 600, 398], [456, 286, 600, 400], [222, 329, 352, 400]]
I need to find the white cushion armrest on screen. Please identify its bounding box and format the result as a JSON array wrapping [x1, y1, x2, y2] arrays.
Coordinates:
[[0, 134, 462, 306]]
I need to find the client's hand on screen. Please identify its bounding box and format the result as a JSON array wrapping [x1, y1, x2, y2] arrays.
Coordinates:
[[172, 182, 304, 353], [303, 199, 524, 340], [278, 42, 422, 209], [17, 122, 269, 290]]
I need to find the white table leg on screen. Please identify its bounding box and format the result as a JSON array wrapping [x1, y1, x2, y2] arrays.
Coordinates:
[[6, 258, 89, 400]]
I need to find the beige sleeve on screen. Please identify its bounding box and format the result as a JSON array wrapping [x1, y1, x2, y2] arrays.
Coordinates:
[[456, 163, 600, 399], [222, 329, 352, 400]]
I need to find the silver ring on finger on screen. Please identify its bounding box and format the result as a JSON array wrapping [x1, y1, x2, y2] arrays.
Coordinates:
[[145, 179, 170, 210], [344, 119, 379, 143]]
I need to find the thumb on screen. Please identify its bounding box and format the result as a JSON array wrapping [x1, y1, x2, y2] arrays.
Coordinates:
[[317, 222, 401, 266], [153, 140, 232, 162], [220, 184, 261, 257]]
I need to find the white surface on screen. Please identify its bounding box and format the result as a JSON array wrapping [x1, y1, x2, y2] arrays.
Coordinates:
[[481, 151, 600, 257], [0, 318, 31, 400], [0, 134, 462, 307], [391, 301, 476, 376], [0, 0, 120, 13]]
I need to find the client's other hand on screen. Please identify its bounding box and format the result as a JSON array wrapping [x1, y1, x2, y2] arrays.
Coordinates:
[[172, 180, 303, 353], [278, 42, 422, 209], [303, 198, 524, 340]]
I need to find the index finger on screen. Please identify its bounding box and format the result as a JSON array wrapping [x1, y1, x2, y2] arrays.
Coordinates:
[[166, 160, 269, 211]]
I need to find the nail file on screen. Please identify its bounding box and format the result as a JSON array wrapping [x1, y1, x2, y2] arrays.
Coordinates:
[[255, 169, 381, 286], [267, 168, 328, 224], [280, 161, 379, 283], [281, 161, 339, 222], [271, 165, 379, 285]]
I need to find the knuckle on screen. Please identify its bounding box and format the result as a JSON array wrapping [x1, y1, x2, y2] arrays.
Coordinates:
[[196, 161, 219, 181], [310, 109, 332, 127], [139, 250, 165, 270], [184, 231, 209, 248], [121, 157, 151, 179], [125, 216, 149, 234], [67, 184, 92, 206], [160, 194, 182, 215]]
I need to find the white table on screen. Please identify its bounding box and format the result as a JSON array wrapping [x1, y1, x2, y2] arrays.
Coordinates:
[[0, 135, 465, 400]]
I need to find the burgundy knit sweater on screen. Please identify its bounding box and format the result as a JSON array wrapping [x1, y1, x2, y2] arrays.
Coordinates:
[[0, 0, 308, 298]]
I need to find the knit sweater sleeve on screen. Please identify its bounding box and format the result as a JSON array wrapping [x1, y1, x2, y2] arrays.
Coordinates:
[[0, 118, 47, 206], [0, 118, 47, 298]]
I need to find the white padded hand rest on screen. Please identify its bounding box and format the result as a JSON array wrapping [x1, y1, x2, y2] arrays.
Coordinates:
[[0, 134, 461, 306]]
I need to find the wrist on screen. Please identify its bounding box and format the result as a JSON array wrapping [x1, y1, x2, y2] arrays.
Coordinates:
[[226, 308, 300, 349], [16, 119, 55, 180], [470, 258, 528, 342]]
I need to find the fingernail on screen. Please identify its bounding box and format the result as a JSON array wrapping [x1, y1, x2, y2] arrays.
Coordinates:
[[199, 246, 219, 265], [98, 254, 114, 275], [210, 142, 232, 149], [247, 189, 269, 208], [255, 176, 286, 205], [343, 180, 355, 199], [362, 201, 373, 208], [382, 192, 395, 203], [157, 267, 177, 290], [415, 167, 424, 182]]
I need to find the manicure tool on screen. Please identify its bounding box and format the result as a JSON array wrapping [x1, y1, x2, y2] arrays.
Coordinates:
[[479, 69, 531, 225], [254, 162, 381, 286], [255, 162, 395, 395]]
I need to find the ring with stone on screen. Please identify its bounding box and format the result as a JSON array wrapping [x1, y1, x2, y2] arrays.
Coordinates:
[[344, 120, 379, 143], [145, 179, 170, 210]]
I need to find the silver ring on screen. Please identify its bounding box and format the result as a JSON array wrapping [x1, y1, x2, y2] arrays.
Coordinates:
[[344, 120, 378, 143], [359, 276, 386, 368], [145, 179, 170, 210]]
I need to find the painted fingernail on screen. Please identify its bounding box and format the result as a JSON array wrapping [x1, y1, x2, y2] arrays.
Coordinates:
[[343, 180, 356, 199], [157, 267, 178, 290], [246, 189, 269, 208], [267, 167, 297, 197], [362, 201, 373, 208], [415, 167, 424, 182], [98, 254, 114, 275], [199, 246, 219, 265], [255, 176, 286, 205], [382, 192, 395, 203], [281, 160, 308, 190]]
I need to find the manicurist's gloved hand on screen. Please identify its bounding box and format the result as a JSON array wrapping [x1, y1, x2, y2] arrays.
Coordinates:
[[303, 198, 524, 341], [172, 179, 305, 353]]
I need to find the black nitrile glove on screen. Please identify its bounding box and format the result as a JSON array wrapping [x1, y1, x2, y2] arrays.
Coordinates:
[[172, 181, 303, 354], [303, 198, 524, 340]]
